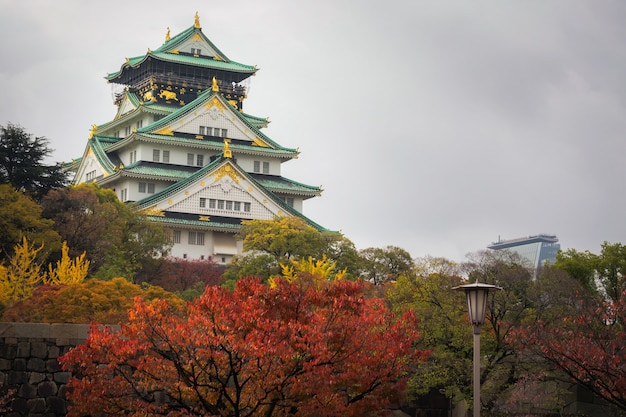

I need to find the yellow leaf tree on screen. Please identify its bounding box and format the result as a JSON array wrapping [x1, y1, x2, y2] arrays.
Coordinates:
[[45, 241, 90, 285], [0, 237, 45, 303]]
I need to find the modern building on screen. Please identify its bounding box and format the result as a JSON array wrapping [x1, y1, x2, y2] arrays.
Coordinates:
[[70, 13, 325, 264], [487, 234, 560, 272]]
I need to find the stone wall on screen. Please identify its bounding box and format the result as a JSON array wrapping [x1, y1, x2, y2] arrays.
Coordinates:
[[0, 322, 118, 417]]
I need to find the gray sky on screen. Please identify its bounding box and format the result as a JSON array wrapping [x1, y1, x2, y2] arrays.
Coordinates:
[[1, 1, 625, 262]]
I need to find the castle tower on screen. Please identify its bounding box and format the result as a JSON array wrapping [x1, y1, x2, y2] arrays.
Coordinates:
[[70, 14, 325, 264]]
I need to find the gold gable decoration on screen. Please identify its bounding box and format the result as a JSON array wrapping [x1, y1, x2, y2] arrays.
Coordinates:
[[223, 139, 232, 158], [194, 12, 201, 29], [206, 97, 225, 112], [142, 207, 165, 217], [213, 164, 240, 184], [252, 137, 269, 147]]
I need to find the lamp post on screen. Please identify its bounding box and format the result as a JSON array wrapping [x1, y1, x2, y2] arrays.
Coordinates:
[[453, 282, 501, 417]]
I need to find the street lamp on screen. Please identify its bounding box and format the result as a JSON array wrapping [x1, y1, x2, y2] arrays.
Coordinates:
[[453, 281, 501, 417]]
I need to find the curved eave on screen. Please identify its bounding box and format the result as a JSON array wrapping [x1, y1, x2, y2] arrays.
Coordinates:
[[146, 215, 242, 233], [134, 133, 298, 158], [106, 52, 256, 82], [154, 25, 233, 63]]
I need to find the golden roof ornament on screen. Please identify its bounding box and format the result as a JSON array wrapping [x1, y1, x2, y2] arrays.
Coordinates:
[[223, 139, 232, 158], [212, 76, 219, 92], [89, 124, 97, 139], [194, 12, 201, 29], [165, 27, 171, 42]]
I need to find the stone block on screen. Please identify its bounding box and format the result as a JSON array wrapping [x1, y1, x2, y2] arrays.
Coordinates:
[[17, 383, 37, 399], [13, 358, 26, 371], [37, 380, 58, 397], [46, 358, 62, 373], [27, 397, 47, 413], [0, 342, 17, 359], [30, 341, 48, 359], [47, 395, 67, 415], [47, 345, 60, 359], [8, 370, 27, 385], [29, 371, 46, 385], [0, 358, 11, 370], [12, 323, 50, 338], [27, 358, 46, 372], [0, 322, 15, 337], [16, 341, 30, 357], [53, 371, 71, 384], [9, 397, 27, 413], [51, 323, 90, 341]]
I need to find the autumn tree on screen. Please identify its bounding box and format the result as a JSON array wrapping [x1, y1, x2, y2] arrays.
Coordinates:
[[60, 276, 424, 417], [1, 277, 183, 324], [45, 241, 89, 285], [0, 184, 62, 261], [0, 237, 46, 304], [510, 242, 626, 413], [0, 123, 68, 199], [41, 184, 171, 281]]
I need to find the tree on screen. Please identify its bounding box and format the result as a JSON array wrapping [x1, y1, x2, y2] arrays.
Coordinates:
[[60, 276, 424, 417], [1, 277, 183, 324], [45, 241, 89, 285], [0, 184, 62, 261], [239, 217, 327, 262], [358, 246, 415, 285], [41, 184, 171, 280], [0, 123, 68, 199], [514, 288, 626, 413], [0, 237, 46, 304]]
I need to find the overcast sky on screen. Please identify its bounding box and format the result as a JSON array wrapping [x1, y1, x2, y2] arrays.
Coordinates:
[[1, 1, 625, 262]]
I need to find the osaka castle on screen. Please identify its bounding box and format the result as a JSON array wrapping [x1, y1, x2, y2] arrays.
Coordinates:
[[71, 13, 324, 264]]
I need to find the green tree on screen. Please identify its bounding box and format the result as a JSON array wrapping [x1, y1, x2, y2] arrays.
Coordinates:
[[239, 216, 327, 262], [553, 242, 626, 301], [0, 184, 62, 261], [0, 123, 68, 199], [358, 245, 415, 285], [227, 217, 348, 281]]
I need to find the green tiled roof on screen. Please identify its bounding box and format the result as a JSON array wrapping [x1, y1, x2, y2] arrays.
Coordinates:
[[253, 175, 321, 195], [106, 25, 256, 81], [137, 90, 293, 153], [146, 215, 242, 231]]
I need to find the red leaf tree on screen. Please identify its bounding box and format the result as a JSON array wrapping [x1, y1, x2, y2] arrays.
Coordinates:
[[513, 289, 626, 412], [60, 277, 424, 417]]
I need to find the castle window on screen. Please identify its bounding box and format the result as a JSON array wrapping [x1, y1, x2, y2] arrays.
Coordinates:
[[163, 150, 170, 163], [173, 230, 181, 244], [234, 201, 241, 211], [86, 170, 96, 181], [226, 201, 233, 210], [130, 150, 137, 164], [197, 154, 204, 166], [153, 149, 160, 162], [285, 197, 294, 207], [191, 48, 201, 56], [263, 161, 270, 174], [253, 161, 260, 173], [188, 231, 205, 245], [120, 188, 128, 201], [217, 200, 224, 210], [209, 199, 216, 209], [125, 126, 131, 136], [147, 183, 155, 194], [136, 120, 143, 129], [187, 153, 194, 165], [199, 198, 206, 208], [244, 202, 251, 212], [139, 182, 146, 193]]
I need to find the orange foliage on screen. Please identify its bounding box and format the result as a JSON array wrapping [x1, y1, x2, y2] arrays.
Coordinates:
[[1, 278, 183, 324], [60, 277, 426, 417]]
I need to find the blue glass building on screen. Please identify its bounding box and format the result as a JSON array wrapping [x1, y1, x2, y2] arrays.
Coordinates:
[[487, 234, 560, 272]]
